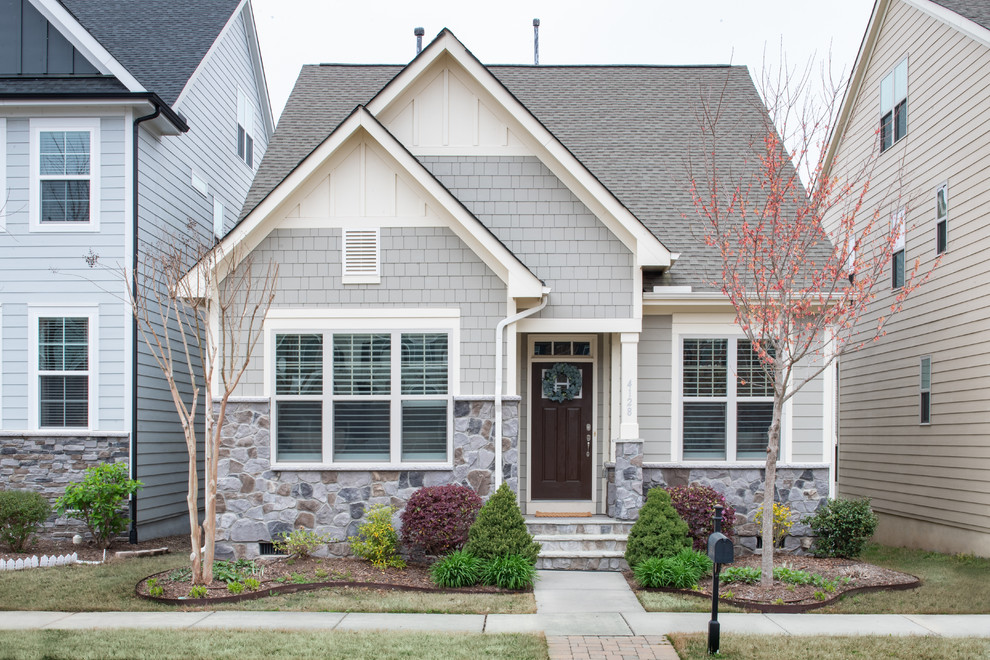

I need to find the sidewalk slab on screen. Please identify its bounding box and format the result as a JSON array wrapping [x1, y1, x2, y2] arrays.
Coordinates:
[[535, 570, 630, 590], [623, 612, 788, 636], [904, 615, 990, 637], [0, 612, 75, 630], [190, 611, 345, 630], [335, 613, 484, 632], [525, 613, 633, 636], [42, 612, 212, 629], [765, 613, 931, 636], [536, 589, 643, 613]]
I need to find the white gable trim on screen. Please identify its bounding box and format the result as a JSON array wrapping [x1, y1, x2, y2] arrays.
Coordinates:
[[905, 0, 990, 48], [29, 0, 145, 93], [185, 106, 543, 299], [366, 30, 672, 268]]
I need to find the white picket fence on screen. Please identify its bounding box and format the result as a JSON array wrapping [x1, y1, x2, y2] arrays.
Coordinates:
[[0, 553, 78, 571]]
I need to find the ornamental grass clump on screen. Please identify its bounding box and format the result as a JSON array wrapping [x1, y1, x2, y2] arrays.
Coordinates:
[[401, 485, 483, 556], [480, 554, 538, 590], [349, 504, 406, 570], [463, 482, 541, 564], [0, 490, 51, 552], [624, 487, 691, 568], [665, 485, 736, 552], [633, 548, 713, 589], [803, 497, 879, 558], [430, 550, 485, 588]]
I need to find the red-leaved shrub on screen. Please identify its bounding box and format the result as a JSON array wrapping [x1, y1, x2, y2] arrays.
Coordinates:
[[664, 485, 736, 552], [400, 485, 483, 556]]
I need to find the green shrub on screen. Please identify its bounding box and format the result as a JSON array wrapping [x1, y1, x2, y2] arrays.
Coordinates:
[[430, 550, 484, 588], [53, 463, 141, 548], [463, 483, 540, 564], [273, 528, 334, 558], [803, 497, 879, 558], [624, 487, 691, 568], [349, 504, 406, 570], [633, 549, 713, 589], [480, 554, 538, 590], [0, 490, 51, 552]]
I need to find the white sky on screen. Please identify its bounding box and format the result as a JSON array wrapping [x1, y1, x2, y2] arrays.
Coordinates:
[[252, 0, 876, 122]]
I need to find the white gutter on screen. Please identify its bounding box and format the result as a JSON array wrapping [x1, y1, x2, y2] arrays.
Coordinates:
[[494, 287, 551, 489]]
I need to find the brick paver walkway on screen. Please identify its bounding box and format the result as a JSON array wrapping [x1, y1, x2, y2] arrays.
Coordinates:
[[547, 635, 680, 660]]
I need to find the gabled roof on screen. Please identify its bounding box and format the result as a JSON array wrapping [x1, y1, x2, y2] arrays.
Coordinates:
[[55, 0, 240, 105], [242, 54, 775, 285], [931, 0, 990, 31]]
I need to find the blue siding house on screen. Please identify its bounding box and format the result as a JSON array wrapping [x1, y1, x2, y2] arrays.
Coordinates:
[[0, 0, 273, 540]]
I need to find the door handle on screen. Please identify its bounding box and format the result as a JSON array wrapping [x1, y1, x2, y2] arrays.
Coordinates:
[[586, 434, 591, 458]]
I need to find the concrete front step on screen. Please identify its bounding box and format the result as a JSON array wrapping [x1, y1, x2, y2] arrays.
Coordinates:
[[526, 516, 631, 571]]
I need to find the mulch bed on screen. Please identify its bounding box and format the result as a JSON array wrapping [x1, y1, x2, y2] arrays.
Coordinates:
[[137, 555, 526, 604], [628, 553, 920, 613], [0, 534, 192, 563]]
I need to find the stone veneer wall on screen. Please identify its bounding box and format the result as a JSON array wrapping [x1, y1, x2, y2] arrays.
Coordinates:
[[606, 441, 644, 520], [641, 465, 830, 554], [0, 434, 130, 538], [214, 397, 520, 560]]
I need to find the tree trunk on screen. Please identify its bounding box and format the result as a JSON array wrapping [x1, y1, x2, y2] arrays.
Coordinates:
[[760, 396, 783, 588], [186, 439, 203, 584], [201, 397, 223, 584]]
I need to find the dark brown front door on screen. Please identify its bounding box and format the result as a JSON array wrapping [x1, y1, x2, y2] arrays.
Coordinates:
[[531, 362, 593, 500]]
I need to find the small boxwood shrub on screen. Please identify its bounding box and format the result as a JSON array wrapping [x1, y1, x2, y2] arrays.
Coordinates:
[[430, 550, 484, 588], [463, 482, 540, 564], [803, 497, 879, 558], [401, 485, 483, 556], [480, 554, 537, 590], [0, 490, 51, 552], [54, 462, 142, 548], [665, 485, 736, 552], [633, 548, 713, 589], [624, 487, 691, 568]]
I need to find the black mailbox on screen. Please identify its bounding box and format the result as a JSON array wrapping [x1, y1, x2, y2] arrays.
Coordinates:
[[708, 532, 734, 564]]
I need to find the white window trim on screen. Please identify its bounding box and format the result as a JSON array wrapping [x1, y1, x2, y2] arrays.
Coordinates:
[[213, 197, 225, 239], [0, 118, 7, 232], [670, 317, 790, 464], [892, 208, 906, 290], [264, 310, 460, 470], [880, 56, 908, 152], [936, 182, 948, 255], [0, 303, 3, 429], [27, 305, 99, 431], [29, 118, 101, 232], [236, 88, 256, 170], [191, 168, 209, 197], [920, 355, 932, 426]]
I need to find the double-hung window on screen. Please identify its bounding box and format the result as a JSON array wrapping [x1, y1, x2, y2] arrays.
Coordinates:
[[236, 89, 256, 168], [273, 328, 451, 465], [920, 357, 932, 425], [681, 338, 775, 461], [936, 184, 948, 255], [880, 58, 908, 152], [30, 119, 100, 231], [891, 209, 906, 289], [36, 316, 92, 428]]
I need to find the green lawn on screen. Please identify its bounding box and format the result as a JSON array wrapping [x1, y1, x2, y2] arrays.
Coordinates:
[[669, 633, 990, 660], [637, 544, 990, 614], [0, 630, 546, 660], [0, 554, 534, 614]]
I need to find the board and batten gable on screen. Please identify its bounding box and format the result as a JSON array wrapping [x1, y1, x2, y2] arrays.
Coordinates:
[[0, 111, 128, 431], [823, 0, 990, 554], [132, 7, 271, 535]]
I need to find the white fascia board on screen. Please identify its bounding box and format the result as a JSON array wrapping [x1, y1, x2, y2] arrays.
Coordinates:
[[365, 30, 672, 268], [30, 0, 145, 93], [905, 0, 990, 48], [183, 107, 543, 299], [242, 0, 275, 137]]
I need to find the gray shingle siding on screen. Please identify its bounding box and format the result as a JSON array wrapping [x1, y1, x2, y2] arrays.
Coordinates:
[[420, 156, 635, 319], [237, 226, 506, 398]]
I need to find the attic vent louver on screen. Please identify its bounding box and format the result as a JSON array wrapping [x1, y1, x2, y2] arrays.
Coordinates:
[[343, 228, 380, 284]]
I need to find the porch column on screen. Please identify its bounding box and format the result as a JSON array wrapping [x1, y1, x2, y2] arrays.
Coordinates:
[[612, 333, 643, 520]]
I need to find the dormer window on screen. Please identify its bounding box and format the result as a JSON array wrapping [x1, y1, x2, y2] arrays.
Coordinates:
[[880, 58, 908, 152]]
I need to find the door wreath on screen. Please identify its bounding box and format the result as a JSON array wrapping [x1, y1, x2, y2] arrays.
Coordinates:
[[542, 362, 582, 402]]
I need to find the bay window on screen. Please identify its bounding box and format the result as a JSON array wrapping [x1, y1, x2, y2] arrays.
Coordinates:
[[681, 337, 775, 461]]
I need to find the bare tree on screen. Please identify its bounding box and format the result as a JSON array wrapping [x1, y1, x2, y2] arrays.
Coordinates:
[[127, 238, 277, 584], [689, 58, 935, 586]]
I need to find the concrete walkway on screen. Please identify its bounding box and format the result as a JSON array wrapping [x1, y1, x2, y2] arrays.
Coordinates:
[[1, 571, 989, 640]]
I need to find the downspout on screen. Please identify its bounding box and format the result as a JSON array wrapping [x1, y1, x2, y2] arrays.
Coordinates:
[[494, 287, 550, 490], [129, 104, 161, 544]]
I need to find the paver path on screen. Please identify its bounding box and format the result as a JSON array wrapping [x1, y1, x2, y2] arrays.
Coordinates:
[[547, 635, 679, 660]]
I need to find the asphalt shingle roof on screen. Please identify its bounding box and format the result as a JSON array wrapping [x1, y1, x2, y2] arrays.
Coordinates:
[[55, 0, 241, 105], [930, 0, 990, 31], [0, 76, 129, 94], [241, 62, 800, 287]]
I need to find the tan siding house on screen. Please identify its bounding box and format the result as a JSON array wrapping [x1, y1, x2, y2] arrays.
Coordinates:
[[824, 0, 990, 556]]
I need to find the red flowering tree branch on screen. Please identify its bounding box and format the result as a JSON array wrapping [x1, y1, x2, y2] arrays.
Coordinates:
[[689, 58, 936, 586]]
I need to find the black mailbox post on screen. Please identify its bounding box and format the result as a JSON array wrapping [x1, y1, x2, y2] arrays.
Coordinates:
[[707, 505, 734, 655]]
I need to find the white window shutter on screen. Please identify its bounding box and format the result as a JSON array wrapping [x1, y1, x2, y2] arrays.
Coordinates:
[[342, 228, 380, 283]]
